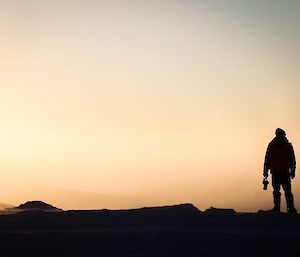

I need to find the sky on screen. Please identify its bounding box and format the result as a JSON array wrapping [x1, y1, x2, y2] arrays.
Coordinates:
[[0, 0, 299, 211]]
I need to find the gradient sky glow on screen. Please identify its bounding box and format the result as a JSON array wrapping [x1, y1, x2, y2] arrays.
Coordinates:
[[0, 0, 299, 211]]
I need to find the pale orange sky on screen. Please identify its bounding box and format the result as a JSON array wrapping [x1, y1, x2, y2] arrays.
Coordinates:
[[0, 0, 299, 211]]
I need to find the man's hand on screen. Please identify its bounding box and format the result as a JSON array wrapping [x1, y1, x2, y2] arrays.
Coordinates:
[[290, 169, 296, 179]]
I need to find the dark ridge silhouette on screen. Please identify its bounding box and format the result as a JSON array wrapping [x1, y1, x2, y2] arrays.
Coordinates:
[[204, 207, 236, 216], [0, 202, 300, 257], [15, 201, 62, 211], [0, 203, 202, 230]]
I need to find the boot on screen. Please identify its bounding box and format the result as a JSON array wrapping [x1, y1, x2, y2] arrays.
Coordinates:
[[286, 192, 297, 214], [273, 191, 281, 212]]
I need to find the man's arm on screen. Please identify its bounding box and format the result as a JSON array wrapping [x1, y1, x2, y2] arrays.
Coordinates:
[[290, 144, 296, 178], [264, 144, 271, 177]]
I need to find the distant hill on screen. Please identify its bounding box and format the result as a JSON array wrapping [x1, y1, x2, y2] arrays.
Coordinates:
[[15, 201, 62, 211], [23, 189, 147, 210], [204, 207, 236, 216], [0, 203, 14, 210]]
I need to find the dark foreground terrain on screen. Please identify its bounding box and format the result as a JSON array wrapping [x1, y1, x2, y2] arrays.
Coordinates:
[[1, 203, 300, 257]]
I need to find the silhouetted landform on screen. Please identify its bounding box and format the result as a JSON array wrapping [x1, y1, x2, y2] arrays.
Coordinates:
[[1, 202, 300, 257], [0, 202, 14, 210], [15, 201, 62, 211], [204, 207, 236, 216]]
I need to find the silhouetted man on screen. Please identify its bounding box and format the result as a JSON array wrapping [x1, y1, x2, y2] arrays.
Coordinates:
[[264, 128, 297, 213]]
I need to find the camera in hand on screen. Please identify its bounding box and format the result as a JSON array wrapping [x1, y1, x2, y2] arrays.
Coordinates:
[[263, 178, 269, 190]]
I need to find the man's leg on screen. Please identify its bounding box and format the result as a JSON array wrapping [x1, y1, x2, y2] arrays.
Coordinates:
[[282, 175, 297, 213], [271, 173, 281, 211]]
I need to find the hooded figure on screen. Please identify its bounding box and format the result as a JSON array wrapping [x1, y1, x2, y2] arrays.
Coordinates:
[[264, 128, 297, 213]]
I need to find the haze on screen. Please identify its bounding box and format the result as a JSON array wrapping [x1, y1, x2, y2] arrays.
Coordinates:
[[0, 0, 299, 211]]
